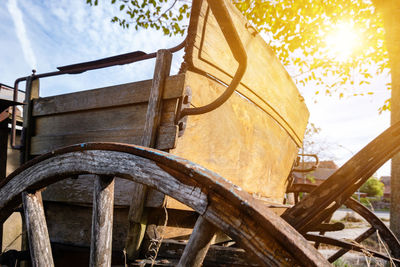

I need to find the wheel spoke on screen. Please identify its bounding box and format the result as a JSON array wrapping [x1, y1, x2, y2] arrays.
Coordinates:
[[90, 175, 115, 267], [22, 191, 54, 267], [328, 227, 375, 262], [177, 216, 216, 267]]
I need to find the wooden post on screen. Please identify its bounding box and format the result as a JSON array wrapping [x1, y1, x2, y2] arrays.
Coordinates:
[[125, 49, 172, 260], [22, 191, 54, 267], [177, 216, 216, 267], [90, 175, 115, 267], [0, 114, 8, 251], [21, 76, 39, 164]]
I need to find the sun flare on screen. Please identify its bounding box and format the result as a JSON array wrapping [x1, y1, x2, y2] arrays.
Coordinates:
[[325, 22, 361, 62]]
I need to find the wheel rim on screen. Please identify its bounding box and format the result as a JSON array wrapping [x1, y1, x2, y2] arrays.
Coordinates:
[[0, 143, 329, 266]]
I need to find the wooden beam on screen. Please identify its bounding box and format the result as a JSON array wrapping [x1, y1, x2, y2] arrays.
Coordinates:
[[32, 74, 185, 117], [142, 49, 172, 147], [21, 77, 39, 163], [126, 49, 172, 260], [90, 175, 115, 267], [177, 216, 216, 267], [22, 191, 54, 267], [0, 118, 7, 252]]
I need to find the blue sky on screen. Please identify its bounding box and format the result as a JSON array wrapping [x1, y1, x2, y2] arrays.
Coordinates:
[[0, 0, 392, 176]]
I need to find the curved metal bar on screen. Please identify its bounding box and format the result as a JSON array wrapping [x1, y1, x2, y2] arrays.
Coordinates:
[[0, 142, 329, 266], [11, 77, 28, 149], [179, 0, 247, 118], [292, 154, 320, 173]]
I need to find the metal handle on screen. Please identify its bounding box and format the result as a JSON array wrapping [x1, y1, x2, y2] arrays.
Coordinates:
[[292, 154, 320, 173], [179, 0, 247, 118]]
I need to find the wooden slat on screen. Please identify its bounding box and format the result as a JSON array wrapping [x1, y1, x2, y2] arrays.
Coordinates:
[[32, 74, 185, 117], [31, 125, 178, 155], [41, 176, 165, 208], [90, 175, 115, 267], [158, 239, 258, 266], [34, 104, 148, 136], [22, 191, 54, 267], [184, 0, 308, 146], [171, 71, 298, 202], [177, 216, 216, 267]]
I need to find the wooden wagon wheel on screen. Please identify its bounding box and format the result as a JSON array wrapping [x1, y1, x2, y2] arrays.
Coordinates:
[[0, 143, 329, 267], [287, 183, 400, 264]]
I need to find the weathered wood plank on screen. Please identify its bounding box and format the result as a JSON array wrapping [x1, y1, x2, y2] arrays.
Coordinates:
[[157, 239, 258, 266], [44, 202, 129, 251], [177, 216, 216, 267], [32, 74, 185, 117], [31, 125, 178, 155], [22, 191, 54, 267], [171, 71, 298, 203], [184, 0, 308, 146], [142, 49, 172, 147], [34, 104, 147, 136], [126, 49, 172, 260], [90, 175, 115, 267], [41, 176, 165, 207]]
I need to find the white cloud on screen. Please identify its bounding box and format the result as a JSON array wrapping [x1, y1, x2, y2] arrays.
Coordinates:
[[7, 0, 37, 69]]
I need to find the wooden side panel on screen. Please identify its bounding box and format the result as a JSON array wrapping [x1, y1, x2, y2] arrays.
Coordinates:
[[30, 87, 181, 155], [184, 0, 308, 146], [171, 72, 299, 203]]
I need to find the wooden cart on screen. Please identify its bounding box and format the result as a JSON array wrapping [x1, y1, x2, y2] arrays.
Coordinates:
[[1, 0, 400, 266]]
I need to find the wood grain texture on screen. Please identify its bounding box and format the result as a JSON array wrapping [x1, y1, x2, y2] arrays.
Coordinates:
[[90, 175, 114, 267], [0, 145, 329, 266], [44, 202, 129, 251], [158, 239, 258, 266], [41, 176, 165, 207], [177, 216, 216, 267], [184, 0, 309, 146], [142, 49, 172, 147], [22, 191, 54, 267], [32, 74, 185, 117], [31, 125, 178, 155], [171, 71, 298, 203]]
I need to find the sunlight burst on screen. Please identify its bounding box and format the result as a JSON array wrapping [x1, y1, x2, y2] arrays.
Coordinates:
[[325, 22, 361, 62]]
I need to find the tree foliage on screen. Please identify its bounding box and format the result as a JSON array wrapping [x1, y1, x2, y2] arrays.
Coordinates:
[[86, 0, 191, 36], [360, 177, 384, 197], [85, 0, 390, 109]]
